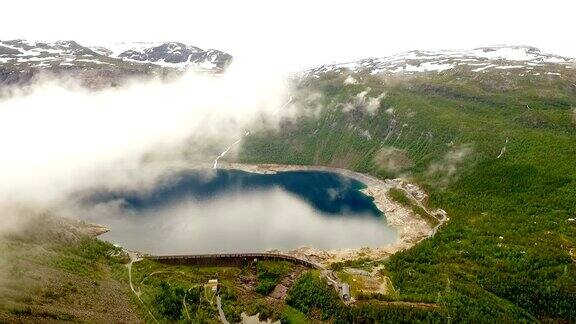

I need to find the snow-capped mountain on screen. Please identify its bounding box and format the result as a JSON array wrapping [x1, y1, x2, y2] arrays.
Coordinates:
[[305, 45, 575, 77], [112, 42, 232, 69], [0, 39, 233, 88], [0, 40, 100, 67], [2, 41, 574, 90], [0, 39, 232, 71]]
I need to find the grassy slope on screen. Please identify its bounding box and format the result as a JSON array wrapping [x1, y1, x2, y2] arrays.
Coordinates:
[[239, 70, 576, 321], [0, 216, 140, 323]]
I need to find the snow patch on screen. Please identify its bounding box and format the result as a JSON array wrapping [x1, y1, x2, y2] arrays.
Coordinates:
[[544, 57, 566, 63], [472, 65, 495, 72], [472, 47, 538, 61], [405, 62, 454, 72], [495, 65, 525, 70]]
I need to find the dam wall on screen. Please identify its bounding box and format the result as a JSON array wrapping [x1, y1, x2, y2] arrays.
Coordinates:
[[147, 253, 321, 269]]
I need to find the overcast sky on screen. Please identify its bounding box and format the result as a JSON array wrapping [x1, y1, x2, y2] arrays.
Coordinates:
[[1, 0, 573, 69]]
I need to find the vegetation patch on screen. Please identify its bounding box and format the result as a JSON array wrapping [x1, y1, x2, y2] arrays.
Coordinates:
[[287, 271, 448, 323], [129, 259, 299, 322], [256, 260, 293, 295], [240, 72, 576, 321], [0, 216, 140, 323]]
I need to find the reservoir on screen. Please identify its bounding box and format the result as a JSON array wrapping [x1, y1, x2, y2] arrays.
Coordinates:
[[83, 169, 398, 254]]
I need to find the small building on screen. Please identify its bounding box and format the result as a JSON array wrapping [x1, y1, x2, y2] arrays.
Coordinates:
[[207, 279, 219, 293]]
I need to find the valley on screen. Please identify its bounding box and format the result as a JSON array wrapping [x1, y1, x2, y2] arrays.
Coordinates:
[[0, 39, 575, 323]]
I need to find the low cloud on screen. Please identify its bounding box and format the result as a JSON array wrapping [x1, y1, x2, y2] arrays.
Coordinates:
[[344, 76, 358, 85], [0, 65, 292, 235], [427, 144, 474, 185], [342, 88, 385, 115], [374, 147, 413, 173]]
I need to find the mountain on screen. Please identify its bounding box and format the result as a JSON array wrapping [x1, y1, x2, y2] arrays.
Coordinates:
[[2, 41, 573, 89], [110, 42, 232, 69], [240, 45, 576, 322], [0, 39, 233, 87], [305, 45, 575, 77]]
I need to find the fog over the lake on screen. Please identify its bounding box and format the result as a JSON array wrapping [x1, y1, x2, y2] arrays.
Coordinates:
[[0, 64, 293, 235], [78, 187, 397, 254]]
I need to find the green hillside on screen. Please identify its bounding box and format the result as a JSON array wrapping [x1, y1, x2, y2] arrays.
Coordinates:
[[239, 69, 576, 321]]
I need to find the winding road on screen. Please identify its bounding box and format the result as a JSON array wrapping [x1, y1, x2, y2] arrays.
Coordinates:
[[126, 251, 159, 323], [216, 296, 231, 324]]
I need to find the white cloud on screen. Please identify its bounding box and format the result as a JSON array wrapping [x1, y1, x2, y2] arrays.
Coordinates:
[[0, 67, 290, 233], [342, 89, 385, 115], [427, 144, 474, 185], [344, 76, 358, 85]]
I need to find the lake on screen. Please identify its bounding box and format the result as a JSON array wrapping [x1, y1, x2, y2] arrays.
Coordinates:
[[82, 169, 398, 254]]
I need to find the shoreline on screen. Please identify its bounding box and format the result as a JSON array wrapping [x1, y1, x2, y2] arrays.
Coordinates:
[[217, 162, 448, 265], [93, 162, 447, 266]]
